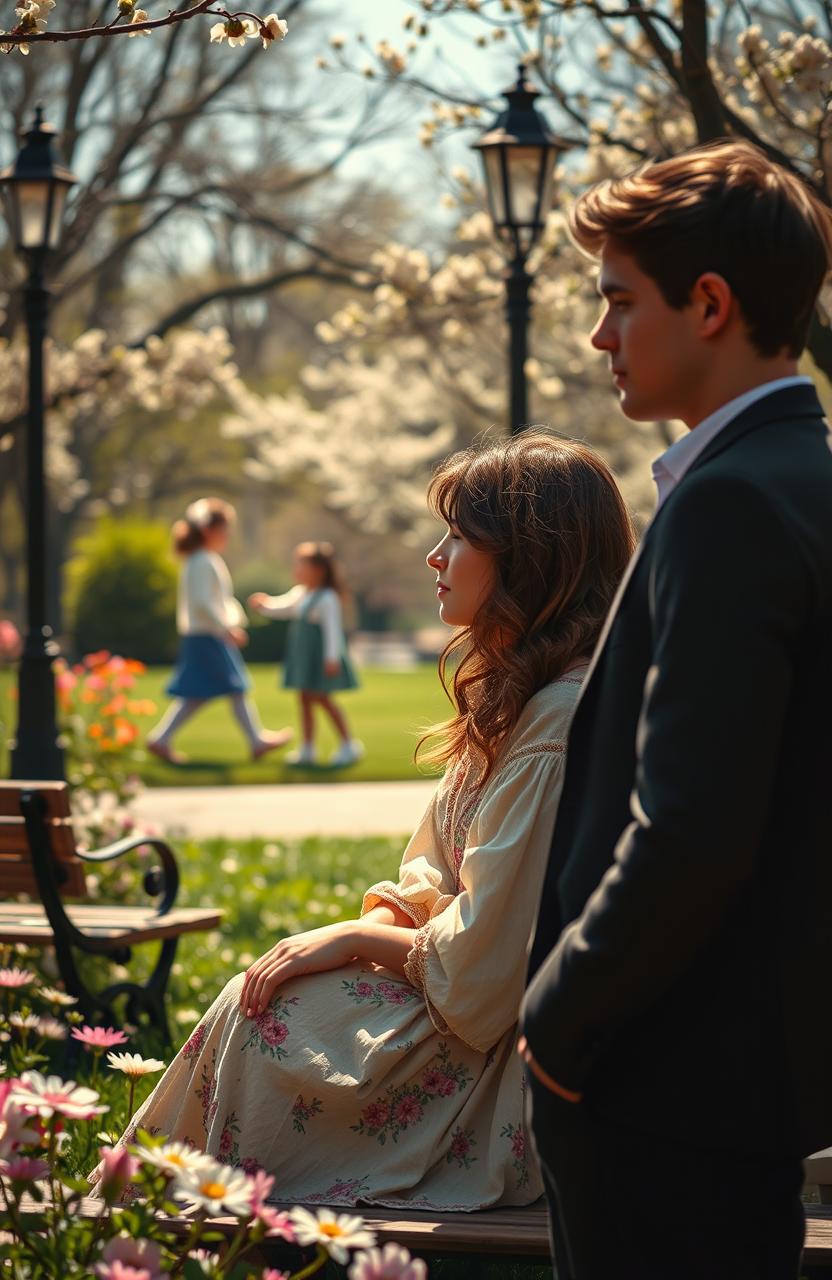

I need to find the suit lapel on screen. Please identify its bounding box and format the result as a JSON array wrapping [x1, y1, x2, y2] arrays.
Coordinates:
[[573, 384, 824, 713]]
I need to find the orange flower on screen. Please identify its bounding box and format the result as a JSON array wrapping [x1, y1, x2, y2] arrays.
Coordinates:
[[100, 737, 115, 751], [84, 650, 112, 669], [81, 689, 100, 704], [114, 719, 138, 745], [87, 723, 104, 739], [102, 695, 127, 716], [124, 659, 147, 675]]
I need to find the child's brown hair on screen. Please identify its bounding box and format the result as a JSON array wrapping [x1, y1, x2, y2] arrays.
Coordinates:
[[172, 498, 236, 556], [295, 541, 344, 596]]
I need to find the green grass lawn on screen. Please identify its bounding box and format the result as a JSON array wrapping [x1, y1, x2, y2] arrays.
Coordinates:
[[0, 663, 451, 786]]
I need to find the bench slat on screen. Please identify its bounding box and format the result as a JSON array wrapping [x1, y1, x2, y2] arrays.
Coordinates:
[[0, 783, 71, 819], [29, 1198, 832, 1264], [0, 904, 222, 946]]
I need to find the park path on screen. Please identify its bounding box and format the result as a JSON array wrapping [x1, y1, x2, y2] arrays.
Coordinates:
[[131, 780, 436, 838]]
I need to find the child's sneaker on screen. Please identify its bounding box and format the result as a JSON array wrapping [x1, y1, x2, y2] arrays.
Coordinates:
[[285, 743, 317, 766], [330, 739, 365, 768]]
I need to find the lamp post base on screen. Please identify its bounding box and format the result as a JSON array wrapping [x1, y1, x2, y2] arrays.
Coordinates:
[[9, 626, 65, 781]]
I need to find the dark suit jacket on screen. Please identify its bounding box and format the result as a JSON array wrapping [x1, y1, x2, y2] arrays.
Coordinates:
[[522, 383, 832, 1158]]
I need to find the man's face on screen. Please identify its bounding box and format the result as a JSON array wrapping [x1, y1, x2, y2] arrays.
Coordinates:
[[591, 242, 705, 424]]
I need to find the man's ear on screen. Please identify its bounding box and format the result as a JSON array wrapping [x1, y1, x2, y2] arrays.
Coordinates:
[[691, 272, 734, 338]]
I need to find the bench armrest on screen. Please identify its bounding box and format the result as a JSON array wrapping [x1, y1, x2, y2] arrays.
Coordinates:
[[77, 835, 179, 915]]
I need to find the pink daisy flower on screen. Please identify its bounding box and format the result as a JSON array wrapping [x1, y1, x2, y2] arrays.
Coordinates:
[[71, 1025, 129, 1051], [9, 1071, 107, 1121], [0, 968, 35, 989], [0, 1154, 50, 1181]]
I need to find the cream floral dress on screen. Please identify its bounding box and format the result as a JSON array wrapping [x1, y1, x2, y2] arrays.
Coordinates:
[[116, 673, 583, 1210]]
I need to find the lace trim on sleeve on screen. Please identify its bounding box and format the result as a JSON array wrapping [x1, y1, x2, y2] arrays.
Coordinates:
[[502, 740, 566, 768], [403, 926, 450, 1035], [362, 883, 431, 929]]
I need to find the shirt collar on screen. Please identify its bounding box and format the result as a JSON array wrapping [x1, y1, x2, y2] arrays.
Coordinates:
[[652, 376, 813, 506]]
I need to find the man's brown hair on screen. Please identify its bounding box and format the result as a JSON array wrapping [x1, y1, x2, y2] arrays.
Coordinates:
[[570, 140, 832, 357]]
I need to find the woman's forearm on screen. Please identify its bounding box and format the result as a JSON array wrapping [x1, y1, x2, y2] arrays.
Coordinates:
[[362, 903, 414, 929], [348, 921, 415, 975]]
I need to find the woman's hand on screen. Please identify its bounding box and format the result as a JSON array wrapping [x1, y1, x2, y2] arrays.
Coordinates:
[[239, 923, 359, 1017], [227, 626, 248, 648], [248, 592, 268, 612], [324, 658, 341, 677]]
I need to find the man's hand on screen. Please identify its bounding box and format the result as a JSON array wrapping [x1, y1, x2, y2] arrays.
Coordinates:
[[517, 1034, 583, 1104], [248, 592, 268, 612], [239, 923, 358, 1017], [227, 626, 248, 648]]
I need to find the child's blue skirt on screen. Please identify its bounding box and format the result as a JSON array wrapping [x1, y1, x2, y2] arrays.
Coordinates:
[[166, 634, 251, 699]]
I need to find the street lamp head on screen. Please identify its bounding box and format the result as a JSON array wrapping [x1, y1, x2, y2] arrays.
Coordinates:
[[473, 65, 568, 260], [0, 105, 77, 257]]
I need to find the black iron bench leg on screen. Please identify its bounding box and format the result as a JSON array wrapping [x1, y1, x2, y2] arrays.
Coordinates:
[[99, 936, 179, 1045]]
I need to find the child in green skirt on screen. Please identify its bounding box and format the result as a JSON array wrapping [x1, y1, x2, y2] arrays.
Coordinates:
[[248, 541, 362, 767]]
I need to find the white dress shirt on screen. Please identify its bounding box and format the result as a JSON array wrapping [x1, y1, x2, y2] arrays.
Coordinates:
[[651, 376, 813, 510]]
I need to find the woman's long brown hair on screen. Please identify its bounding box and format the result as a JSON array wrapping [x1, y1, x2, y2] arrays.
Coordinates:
[[417, 430, 635, 787]]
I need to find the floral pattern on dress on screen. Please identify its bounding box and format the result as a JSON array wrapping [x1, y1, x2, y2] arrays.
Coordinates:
[[196, 1050, 219, 1131], [342, 975, 420, 1008], [446, 1126, 477, 1169], [351, 1042, 472, 1146], [217, 1110, 242, 1165], [500, 1121, 529, 1190], [240, 994, 299, 1060], [182, 1022, 207, 1061], [306, 1175, 371, 1204], [292, 1094, 323, 1134]]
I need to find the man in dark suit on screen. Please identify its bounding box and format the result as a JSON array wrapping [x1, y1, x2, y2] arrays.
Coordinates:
[[520, 140, 832, 1279]]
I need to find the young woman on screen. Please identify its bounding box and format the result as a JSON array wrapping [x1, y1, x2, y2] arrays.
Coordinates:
[[249, 541, 362, 768], [147, 498, 292, 764], [106, 433, 634, 1210]]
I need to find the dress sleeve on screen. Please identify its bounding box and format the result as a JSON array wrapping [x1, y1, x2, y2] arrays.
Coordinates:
[[362, 786, 456, 929], [403, 746, 567, 1052], [188, 554, 234, 634], [316, 590, 345, 664], [255, 585, 306, 619]]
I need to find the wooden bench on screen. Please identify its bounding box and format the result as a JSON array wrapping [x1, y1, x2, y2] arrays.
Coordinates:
[[0, 780, 221, 1043], [44, 1193, 832, 1272]]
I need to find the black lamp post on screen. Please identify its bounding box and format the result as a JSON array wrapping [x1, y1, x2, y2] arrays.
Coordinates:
[[473, 67, 567, 435], [1, 107, 76, 780]]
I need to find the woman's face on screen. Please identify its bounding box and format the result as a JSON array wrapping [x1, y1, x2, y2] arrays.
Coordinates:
[[426, 524, 497, 628]]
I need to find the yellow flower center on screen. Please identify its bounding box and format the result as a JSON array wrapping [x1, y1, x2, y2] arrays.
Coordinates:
[[320, 1223, 345, 1238], [201, 1181, 227, 1199], [166, 1154, 185, 1166]]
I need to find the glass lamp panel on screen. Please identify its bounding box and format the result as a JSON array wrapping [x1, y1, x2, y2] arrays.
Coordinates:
[[538, 146, 557, 225], [47, 181, 69, 249], [483, 148, 508, 227], [16, 178, 51, 249], [506, 145, 545, 229]]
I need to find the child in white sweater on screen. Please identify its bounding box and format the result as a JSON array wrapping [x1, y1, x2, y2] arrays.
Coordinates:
[[147, 498, 291, 764]]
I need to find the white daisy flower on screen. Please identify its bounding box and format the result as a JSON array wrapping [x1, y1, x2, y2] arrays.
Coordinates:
[[106, 1052, 166, 1078], [290, 1206, 376, 1264], [35, 1016, 68, 1041], [134, 1138, 215, 1178], [37, 987, 78, 1007], [172, 1160, 253, 1216]]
